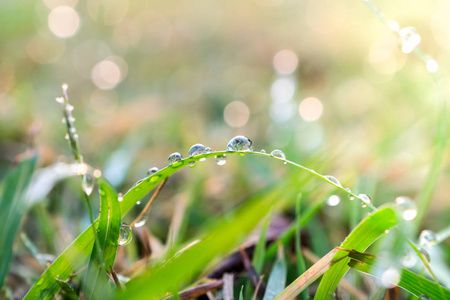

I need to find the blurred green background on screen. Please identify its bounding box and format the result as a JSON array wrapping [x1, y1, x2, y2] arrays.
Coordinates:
[[1, 0, 450, 296]]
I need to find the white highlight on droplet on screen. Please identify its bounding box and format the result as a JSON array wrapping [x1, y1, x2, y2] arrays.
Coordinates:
[[426, 59, 438, 73], [48, 6, 80, 38], [299, 97, 323, 121], [224, 101, 250, 128]]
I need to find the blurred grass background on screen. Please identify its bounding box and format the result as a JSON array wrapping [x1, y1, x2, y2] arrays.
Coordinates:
[[1, 0, 450, 297]]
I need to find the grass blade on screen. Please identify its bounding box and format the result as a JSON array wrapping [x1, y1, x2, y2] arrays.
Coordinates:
[[263, 246, 287, 300], [0, 152, 37, 289], [294, 194, 307, 300], [253, 213, 271, 274], [314, 206, 397, 299], [84, 179, 121, 299], [348, 250, 450, 299]]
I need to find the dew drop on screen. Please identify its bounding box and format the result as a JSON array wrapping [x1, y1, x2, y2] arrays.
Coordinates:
[[395, 196, 417, 221], [150, 175, 160, 183], [418, 247, 430, 263], [82, 174, 94, 196], [132, 179, 143, 188], [118, 223, 132, 246], [65, 104, 74, 112], [205, 147, 212, 154], [61, 118, 66, 124], [270, 149, 286, 161], [260, 149, 266, 154], [327, 195, 340, 207], [147, 167, 159, 176], [118, 193, 123, 202], [189, 143, 206, 157], [401, 251, 418, 268], [426, 59, 438, 73], [226, 136, 253, 152], [168, 152, 183, 166], [56, 97, 64, 104], [134, 217, 147, 228], [136, 200, 141, 205], [419, 294, 431, 300], [189, 161, 196, 168], [324, 175, 341, 187], [419, 230, 438, 247], [358, 194, 371, 205], [216, 154, 227, 166], [399, 27, 421, 54], [65, 133, 70, 140]]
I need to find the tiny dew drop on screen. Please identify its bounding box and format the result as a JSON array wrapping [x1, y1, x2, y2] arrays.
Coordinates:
[[226, 136, 253, 152], [216, 154, 227, 166], [395, 196, 417, 221], [399, 27, 421, 54], [270, 149, 286, 161], [168, 152, 183, 166], [65, 134, 70, 140], [118, 193, 123, 202], [358, 194, 371, 205], [419, 230, 438, 247], [418, 247, 430, 263], [82, 174, 94, 196], [132, 179, 143, 188], [324, 175, 341, 187], [205, 147, 212, 154], [189, 161, 196, 168], [118, 223, 132, 246], [419, 294, 431, 300], [147, 167, 159, 176], [136, 201, 141, 205], [134, 217, 147, 228], [260, 149, 266, 154]]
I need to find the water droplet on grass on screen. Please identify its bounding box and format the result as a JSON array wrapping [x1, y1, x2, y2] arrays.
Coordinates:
[[270, 149, 286, 161], [189, 161, 196, 168], [419, 294, 431, 300], [380, 267, 401, 288], [260, 149, 266, 154], [189, 144, 206, 157], [168, 152, 183, 166], [399, 27, 421, 54], [82, 174, 94, 196], [324, 175, 341, 187], [134, 217, 147, 228], [216, 154, 227, 166], [419, 230, 438, 247], [358, 194, 371, 205], [395, 196, 417, 221], [418, 247, 430, 263], [226, 136, 253, 152], [118, 223, 132, 246], [327, 195, 340, 206], [147, 167, 159, 176], [426, 59, 438, 73], [118, 193, 123, 202]]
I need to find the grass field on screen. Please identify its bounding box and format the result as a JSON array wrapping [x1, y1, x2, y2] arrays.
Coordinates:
[[0, 0, 449, 299]]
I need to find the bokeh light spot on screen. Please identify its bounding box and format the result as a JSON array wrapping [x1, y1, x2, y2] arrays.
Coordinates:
[[299, 97, 323, 121], [273, 49, 298, 75], [224, 101, 250, 128], [91, 57, 127, 90], [48, 6, 80, 38]]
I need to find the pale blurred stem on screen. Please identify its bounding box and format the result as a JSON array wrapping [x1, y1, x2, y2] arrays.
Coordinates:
[[130, 178, 168, 229]]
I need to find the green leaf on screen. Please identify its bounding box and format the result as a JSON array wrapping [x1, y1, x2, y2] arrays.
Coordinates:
[[84, 179, 121, 299], [253, 213, 271, 274], [348, 251, 450, 299], [0, 153, 37, 289], [263, 247, 287, 300], [314, 207, 397, 299]]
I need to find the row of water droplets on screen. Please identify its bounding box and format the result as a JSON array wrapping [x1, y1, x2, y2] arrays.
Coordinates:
[[363, 0, 438, 73]]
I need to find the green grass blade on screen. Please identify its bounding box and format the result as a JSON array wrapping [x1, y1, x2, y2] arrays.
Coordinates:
[[263, 247, 287, 300], [253, 213, 271, 274], [294, 194, 307, 300], [84, 179, 121, 299], [348, 251, 450, 299], [0, 153, 37, 289], [25, 150, 366, 298], [314, 206, 397, 299]]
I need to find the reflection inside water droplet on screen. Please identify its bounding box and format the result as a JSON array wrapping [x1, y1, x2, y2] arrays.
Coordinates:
[[216, 154, 227, 166], [118, 223, 132, 246], [168, 152, 183, 166], [82, 174, 94, 196], [270, 149, 286, 161], [226, 136, 253, 152], [419, 230, 438, 247], [147, 167, 159, 176], [324, 175, 341, 187]]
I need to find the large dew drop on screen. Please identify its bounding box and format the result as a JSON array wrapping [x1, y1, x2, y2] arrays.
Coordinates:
[[358, 194, 371, 207], [270, 149, 286, 161], [419, 230, 438, 247], [399, 27, 421, 54], [395, 196, 417, 221], [189, 143, 206, 158], [216, 154, 227, 166], [147, 167, 159, 176], [418, 247, 430, 263], [82, 174, 94, 196], [226, 136, 253, 152], [118, 223, 132, 246], [168, 152, 183, 166], [324, 175, 341, 187]]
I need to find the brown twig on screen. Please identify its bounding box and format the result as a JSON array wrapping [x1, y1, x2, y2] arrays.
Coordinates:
[[239, 246, 266, 299], [130, 178, 168, 229], [175, 279, 223, 300]]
